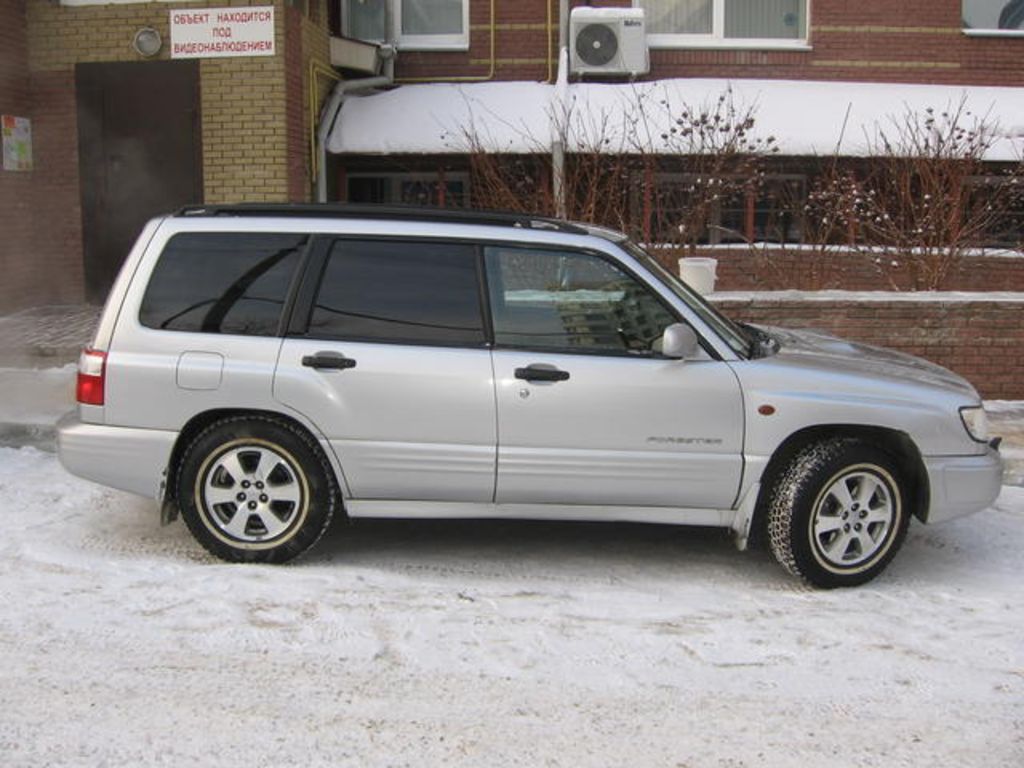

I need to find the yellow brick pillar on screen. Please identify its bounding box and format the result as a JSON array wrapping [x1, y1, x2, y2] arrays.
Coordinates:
[[200, 0, 290, 203]]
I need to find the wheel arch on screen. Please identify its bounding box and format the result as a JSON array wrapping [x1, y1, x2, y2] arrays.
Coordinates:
[[750, 424, 929, 546], [162, 408, 348, 511]]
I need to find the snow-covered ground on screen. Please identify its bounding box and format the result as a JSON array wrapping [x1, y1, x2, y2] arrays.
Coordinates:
[[0, 446, 1021, 767]]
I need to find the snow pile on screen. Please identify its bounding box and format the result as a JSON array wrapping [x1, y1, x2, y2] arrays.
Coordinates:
[[1, 447, 1021, 766], [0, 365, 74, 426], [0, 365, 75, 449]]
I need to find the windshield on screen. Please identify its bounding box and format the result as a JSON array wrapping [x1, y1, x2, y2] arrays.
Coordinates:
[[623, 242, 752, 359]]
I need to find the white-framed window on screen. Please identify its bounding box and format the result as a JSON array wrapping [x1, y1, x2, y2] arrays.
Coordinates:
[[962, 0, 1024, 36], [637, 0, 809, 49], [342, 0, 469, 50]]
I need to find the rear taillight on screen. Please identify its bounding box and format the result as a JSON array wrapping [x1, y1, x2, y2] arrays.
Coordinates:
[[76, 348, 107, 406]]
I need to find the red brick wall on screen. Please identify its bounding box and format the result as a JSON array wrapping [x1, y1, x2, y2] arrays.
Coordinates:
[[0, 0, 28, 109], [0, 0, 36, 312], [394, 0, 1024, 86], [689, 247, 1024, 292], [712, 294, 1024, 399], [27, 69, 84, 308]]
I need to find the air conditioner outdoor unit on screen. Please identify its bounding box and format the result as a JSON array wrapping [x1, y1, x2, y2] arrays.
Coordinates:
[[570, 7, 649, 77]]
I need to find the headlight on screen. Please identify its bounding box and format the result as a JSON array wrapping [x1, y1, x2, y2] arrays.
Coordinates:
[[959, 406, 989, 443]]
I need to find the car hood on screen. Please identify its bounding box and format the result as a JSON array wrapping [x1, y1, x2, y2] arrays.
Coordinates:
[[760, 326, 979, 398]]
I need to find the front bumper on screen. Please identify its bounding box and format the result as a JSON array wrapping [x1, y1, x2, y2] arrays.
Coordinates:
[[922, 447, 1002, 524], [57, 412, 177, 499]]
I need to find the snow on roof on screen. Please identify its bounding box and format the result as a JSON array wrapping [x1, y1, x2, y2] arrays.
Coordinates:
[[329, 82, 552, 155], [327, 78, 1024, 161]]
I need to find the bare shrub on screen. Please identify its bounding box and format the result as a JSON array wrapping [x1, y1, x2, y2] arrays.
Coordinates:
[[457, 86, 777, 271], [456, 90, 1024, 290], [637, 88, 777, 258], [804, 101, 1024, 289]]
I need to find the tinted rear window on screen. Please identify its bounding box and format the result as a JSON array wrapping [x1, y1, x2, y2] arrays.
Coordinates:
[[309, 240, 484, 346], [140, 233, 306, 335]]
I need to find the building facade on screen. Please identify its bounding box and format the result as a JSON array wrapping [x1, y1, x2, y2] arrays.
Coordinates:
[[329, 0, 1024, 255], [1, 0, 332, 310], [1, 0, 1022, 311], [375, 0, 1024, 85]]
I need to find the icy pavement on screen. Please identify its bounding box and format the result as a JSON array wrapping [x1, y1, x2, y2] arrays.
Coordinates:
[[0, 304, 100, 366], [0, 447, 1021, 767]]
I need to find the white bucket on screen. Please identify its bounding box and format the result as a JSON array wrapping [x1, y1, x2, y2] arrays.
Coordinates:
[[678, 257, 718, 295]]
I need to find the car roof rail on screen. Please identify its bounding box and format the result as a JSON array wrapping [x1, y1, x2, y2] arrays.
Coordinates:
[[175, 203, 590, 235]]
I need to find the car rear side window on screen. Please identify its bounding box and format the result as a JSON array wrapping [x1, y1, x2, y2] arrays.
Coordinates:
[[308, 239, 485, 346], [140, 232, 306, 335]]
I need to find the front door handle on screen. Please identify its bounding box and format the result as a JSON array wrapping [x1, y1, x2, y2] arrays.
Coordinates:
[[514, 365, 570, 383], [302, 352, 357, 371]]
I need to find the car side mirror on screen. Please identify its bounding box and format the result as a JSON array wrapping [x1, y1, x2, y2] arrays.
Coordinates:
[[661, 323, 700, 360]]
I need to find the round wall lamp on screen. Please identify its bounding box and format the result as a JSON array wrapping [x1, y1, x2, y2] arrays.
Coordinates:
[[132, 27, 163, 58]]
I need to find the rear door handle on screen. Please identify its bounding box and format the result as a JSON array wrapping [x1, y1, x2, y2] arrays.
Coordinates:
[[515, 365, 570, 383], [302, 352, 357, 371]]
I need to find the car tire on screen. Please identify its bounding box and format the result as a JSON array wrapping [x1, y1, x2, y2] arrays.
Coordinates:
[[767, 437, 910, 588], [176, 415, 338, 563]]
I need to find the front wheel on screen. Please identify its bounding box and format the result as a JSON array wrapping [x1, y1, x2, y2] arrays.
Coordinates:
[[767, 438, 911, 588], [177, 415, 338, 563]]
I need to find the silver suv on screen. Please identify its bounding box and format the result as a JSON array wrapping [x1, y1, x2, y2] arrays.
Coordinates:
[[58, 205, 1002, 587]]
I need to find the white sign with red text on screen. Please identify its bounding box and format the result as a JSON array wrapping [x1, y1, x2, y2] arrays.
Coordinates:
[[170, 6, 275, 59]]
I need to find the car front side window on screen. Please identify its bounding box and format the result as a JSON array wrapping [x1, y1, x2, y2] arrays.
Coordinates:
[[485, 246, 678, 355]]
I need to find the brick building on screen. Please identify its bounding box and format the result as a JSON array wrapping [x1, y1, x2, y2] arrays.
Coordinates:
[[327, 0, 1024, 251], [1, 0, 1023, 311], [360, 0, 1024, 85], [1, 0, 332, 310]]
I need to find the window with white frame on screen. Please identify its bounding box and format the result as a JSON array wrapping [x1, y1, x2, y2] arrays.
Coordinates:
[[638, 0, 808, 48], [342, 0, 469, 50], [962, 0, 1024, 34]]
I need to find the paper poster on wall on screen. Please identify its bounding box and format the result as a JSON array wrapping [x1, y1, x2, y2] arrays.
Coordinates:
[[2, 115, 32, 172]]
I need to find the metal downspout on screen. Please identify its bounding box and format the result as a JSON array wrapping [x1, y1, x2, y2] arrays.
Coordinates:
[[559, 0, 569, 51], [551, 47, 569, 218], [315, 69, 393, 203], [550, 0, 570, 215]]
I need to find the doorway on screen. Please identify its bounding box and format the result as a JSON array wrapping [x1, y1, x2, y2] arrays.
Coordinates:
[[76, 61, 202, 302]]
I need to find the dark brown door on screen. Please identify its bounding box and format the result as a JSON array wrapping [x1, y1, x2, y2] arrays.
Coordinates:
[[76, 61, 202, 302]]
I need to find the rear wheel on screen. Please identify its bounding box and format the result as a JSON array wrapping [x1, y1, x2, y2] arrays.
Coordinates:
[[767, 437, 910, 588], [177, 415, 337, 563]]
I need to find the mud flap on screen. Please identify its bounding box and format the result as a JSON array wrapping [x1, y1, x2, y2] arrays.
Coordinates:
[[158, 469, 179, 525], [731, 482, 760, 551]]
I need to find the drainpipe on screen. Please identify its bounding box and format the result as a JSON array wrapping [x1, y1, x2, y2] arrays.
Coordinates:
[[314, 49, 395, 203], [560, 0, 569, 51], [549, 0, 570, 216], [551, 47, 569, 218]]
